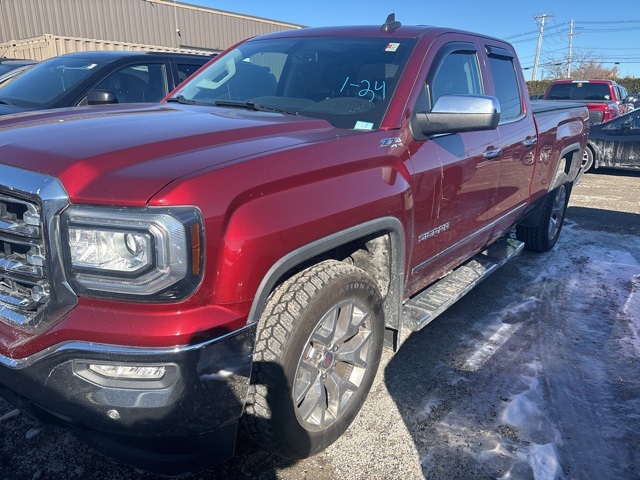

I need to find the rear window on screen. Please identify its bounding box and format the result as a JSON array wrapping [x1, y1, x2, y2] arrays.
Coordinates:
[[546, 82, 611, 101]]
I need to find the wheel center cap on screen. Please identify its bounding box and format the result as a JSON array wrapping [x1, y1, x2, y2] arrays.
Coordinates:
[[321, 351, 334, 369]]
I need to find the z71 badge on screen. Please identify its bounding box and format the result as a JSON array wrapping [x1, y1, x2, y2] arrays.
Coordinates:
[[379, 137, 403, 148]]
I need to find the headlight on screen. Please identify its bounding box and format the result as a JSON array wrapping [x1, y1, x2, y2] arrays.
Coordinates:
[[62, 206, 203, 301]]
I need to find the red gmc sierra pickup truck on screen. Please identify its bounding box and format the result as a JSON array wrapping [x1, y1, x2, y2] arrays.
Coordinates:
[[0, 16, 588, 474]]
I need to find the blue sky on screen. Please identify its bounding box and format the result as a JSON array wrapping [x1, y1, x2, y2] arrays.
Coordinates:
[[187, 0, 640, 78]]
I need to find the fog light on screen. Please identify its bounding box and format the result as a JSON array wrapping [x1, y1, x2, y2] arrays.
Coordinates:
[[88, 364, 166, 380]]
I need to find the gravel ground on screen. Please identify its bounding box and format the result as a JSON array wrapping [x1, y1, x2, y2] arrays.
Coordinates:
[[1, 168, 638, 480]]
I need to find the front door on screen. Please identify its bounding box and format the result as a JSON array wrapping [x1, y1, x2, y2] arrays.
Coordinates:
[[406, 40, 501, 294]]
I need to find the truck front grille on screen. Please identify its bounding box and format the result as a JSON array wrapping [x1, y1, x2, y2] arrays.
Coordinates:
[[0, 165, 76, 330], [0, 194, 50, 325]]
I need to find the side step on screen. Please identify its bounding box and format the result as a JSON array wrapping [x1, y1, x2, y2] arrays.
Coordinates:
[[403, 238, 524, 332]]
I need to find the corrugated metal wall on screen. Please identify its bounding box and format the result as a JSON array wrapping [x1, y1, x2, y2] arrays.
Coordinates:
[[0, 34, 217, 61], [0, 0, 302, 58]]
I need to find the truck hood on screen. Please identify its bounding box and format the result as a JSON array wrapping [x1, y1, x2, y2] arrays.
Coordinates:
[[0, 103, 336, 205]]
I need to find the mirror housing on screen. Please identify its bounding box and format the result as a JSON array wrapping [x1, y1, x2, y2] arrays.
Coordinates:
[[88, 89, 119, 105], [411, 94, 501, 140]]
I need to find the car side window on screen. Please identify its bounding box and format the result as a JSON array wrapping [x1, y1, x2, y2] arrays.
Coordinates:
[[624, 111, 640, 132], [605, 111, 640, 133], [79, 63, 168, 105], [430, 50, 482, 106], [487, 53, 522, 121], [176, 63, 203, 85]]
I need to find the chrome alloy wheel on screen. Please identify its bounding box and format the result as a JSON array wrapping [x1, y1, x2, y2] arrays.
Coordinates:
[[293, 299, 373, 430]]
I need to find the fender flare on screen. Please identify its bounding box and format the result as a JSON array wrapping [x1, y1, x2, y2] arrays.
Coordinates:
[[554, 141, 583, 185], [247, 217, 405, 333]]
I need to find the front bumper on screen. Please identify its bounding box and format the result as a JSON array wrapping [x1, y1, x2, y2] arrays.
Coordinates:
[[0, 323, 256, 475]]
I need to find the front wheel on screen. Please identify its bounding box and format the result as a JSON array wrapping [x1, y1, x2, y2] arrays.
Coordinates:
[[516, 172, 571, 252], [242, 260, 384, 458]]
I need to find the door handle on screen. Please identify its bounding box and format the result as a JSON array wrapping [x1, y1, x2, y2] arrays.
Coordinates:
[[523, 138, 537, 148], [483, 148, 502, 160]]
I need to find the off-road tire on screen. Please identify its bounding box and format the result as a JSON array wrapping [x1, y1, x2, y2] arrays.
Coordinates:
[[241, 260, 384, 458], [516, 172, 571, 252]]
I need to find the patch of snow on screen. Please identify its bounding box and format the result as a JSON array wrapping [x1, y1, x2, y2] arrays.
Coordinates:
[[462, 322, 522, 372], [0, 408, 20, 422], [528, 442, 560, 480], [26, 428, 42, 439], [622, 275, 640, 356], [418, 389, 443, 418]]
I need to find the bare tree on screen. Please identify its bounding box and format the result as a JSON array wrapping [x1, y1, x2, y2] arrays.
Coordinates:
[[541, 49, 619, 79]]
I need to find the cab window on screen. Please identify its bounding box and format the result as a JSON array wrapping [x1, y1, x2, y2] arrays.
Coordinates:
[[487, 53, 522, 121], [431, 50, 482, 105]]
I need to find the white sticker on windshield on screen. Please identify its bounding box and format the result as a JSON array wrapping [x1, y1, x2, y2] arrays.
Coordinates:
[[86, 64, 98, 69], [354, 121, 374, 131], [385, 43, 400, 52]]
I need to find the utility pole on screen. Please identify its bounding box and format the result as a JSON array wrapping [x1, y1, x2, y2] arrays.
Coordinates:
[[567, 19, 574, 78], [532, 13, 554, 81]]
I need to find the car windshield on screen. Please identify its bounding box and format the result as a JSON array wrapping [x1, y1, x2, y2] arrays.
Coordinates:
[[0, 57, 107, 107], [174, 36, 417, 130]]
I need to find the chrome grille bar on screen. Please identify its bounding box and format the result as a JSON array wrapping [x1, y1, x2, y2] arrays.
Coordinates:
[[0, 164, 76, 330]]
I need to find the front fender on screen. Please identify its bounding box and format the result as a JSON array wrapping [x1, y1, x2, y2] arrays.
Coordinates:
[[213, 164, 411, 306]]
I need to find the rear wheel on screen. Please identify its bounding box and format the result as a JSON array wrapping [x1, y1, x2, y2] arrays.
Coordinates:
[[582, 146, 594, 172], [242, 260, 384, 458], [516, 172, 571, 252]]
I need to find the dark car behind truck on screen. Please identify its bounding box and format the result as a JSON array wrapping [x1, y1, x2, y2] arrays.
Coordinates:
[[583, 109, 640, 171], [0, 17, 588, 474], [0, 51, 210, 115]]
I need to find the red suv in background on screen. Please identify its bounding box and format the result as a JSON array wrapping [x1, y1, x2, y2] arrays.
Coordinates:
[[543, 79, 631, 124]]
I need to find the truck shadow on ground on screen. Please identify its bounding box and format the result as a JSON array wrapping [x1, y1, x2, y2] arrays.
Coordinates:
[[566, 206, 640, 236], [382, 279, 516, 479]]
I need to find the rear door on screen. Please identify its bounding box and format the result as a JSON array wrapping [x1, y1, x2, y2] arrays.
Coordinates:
[[483, 45, 537, 240]]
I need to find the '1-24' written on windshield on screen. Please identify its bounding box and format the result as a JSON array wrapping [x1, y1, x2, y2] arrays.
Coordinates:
[[340, 77, 386, 102]]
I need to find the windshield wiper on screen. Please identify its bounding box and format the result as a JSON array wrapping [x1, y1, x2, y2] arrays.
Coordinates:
[[166, 95, 206, 106], [214, 100, 298, 116], [0, 99, 16, 106]]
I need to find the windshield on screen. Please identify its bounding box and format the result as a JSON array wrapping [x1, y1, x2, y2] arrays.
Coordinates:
[[174, 36, 417, 129], [0, 57, 107, 107]]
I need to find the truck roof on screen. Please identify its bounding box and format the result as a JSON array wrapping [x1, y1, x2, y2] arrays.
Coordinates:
[[254, 24, 507, 44]]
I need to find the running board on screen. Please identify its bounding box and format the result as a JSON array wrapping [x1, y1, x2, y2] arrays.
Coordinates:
[[403, 238, 524, 332]]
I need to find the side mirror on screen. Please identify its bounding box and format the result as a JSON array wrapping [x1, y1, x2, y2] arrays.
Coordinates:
[[411, 94, 501, 140], [88, 89, 119, 105]]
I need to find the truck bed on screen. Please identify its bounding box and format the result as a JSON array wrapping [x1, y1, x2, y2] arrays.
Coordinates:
[[530, 100, 587, 114]]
